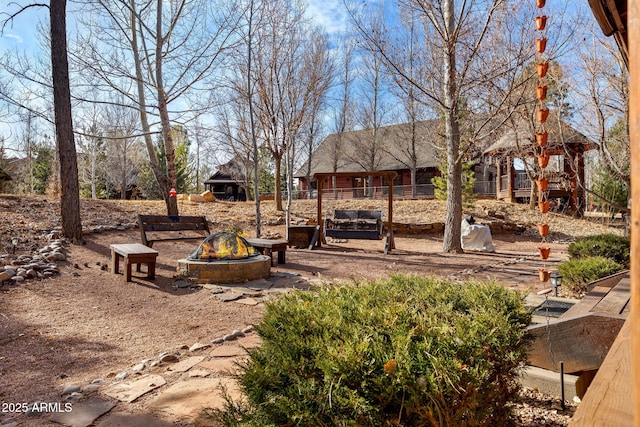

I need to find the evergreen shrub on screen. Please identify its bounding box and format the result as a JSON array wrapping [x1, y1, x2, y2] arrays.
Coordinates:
[[567, 234, 629, 267], [558, 256, 623, 295], [222, 275, 531, 427]]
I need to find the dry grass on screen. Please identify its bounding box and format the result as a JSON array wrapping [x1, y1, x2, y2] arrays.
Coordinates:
[[109, 197, 623, 240], [0, 195, 623, 253]]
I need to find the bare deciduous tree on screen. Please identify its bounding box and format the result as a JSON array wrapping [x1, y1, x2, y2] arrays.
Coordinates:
[[385, 9, 434, 198], [103, 102, 144, 199], [72, 0, 239, 215], [300, 31, 334, 200], [348, 0, 534, 253], [325, 38, 356, 197], [351, 10, 391, 191], [249, 0, 331, 213], [574, 27, 629, 213]]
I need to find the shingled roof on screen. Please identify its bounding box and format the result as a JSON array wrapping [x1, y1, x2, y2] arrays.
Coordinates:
[[483, 118, 597, 156], [295, 120, 441, 178]]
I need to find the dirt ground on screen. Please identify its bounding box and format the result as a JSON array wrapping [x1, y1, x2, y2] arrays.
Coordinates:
[[0, 196, 623, 426]]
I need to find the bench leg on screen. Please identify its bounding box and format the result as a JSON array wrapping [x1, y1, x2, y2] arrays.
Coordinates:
[[264, 248, 274, 266], [148, 260, 156, 279], [277, 250, 285, 264], [111, 249, 120, 274], [124, 256, 133, 282]]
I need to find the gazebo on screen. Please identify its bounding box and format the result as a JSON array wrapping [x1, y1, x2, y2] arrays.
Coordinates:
[[483, 120, 597, 215]]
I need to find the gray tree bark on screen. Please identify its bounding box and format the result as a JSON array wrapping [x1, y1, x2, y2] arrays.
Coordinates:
[[50, 0, 83, 242]]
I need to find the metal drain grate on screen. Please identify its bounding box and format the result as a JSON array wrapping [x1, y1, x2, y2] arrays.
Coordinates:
[[533, 300, 575, 318]]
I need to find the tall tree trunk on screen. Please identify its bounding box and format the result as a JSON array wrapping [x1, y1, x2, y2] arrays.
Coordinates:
[[285, 134, 294, 239], [50, 0, 83, 242], [274, 155, 283, 211], [442, 0, 462, 253], [247, 0, 261, 237], [91, 143, 97, 199], [155, 0, 178, 215], [411, 167, 417, 198], [128, 0, 173, 215], [305, 112, 316, 199], [120, 142, 127, 199]]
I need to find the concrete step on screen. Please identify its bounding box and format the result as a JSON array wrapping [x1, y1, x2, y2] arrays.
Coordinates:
[[519, 365, 584, 400]]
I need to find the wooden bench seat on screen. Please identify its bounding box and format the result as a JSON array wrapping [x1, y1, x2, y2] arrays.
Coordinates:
[[246, 238, 287, 266], [590, 277, 631, 315], [111, 243, 159, 282], [138, 214, 210, 247]]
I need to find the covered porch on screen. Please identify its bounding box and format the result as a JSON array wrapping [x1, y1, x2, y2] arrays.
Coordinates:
[[484, 119, 597, 215]]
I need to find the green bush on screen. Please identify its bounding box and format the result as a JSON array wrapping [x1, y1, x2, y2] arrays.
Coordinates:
[[568, 234, 630, 267], [558, 256, 623, 295], [220, 275, 531, 427]]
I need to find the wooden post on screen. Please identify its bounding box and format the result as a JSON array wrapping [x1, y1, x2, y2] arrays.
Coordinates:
[[577, 150, 586, 216], [316, 177, 323, 247], [630, 2, 639, 424], [564, 152, 578, 212], [506, 156, 514, 202], [496, 158, 502, 195], [388, 174, 395, 250]]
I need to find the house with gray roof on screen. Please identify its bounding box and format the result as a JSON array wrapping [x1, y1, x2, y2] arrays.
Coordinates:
[[295, 120, 496, 199]]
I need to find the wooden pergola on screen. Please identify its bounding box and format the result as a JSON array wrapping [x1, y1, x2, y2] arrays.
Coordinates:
[[312, 171, 397, 252]]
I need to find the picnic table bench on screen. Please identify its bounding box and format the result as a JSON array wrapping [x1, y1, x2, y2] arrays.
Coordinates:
[[138, 214, 210, 247]]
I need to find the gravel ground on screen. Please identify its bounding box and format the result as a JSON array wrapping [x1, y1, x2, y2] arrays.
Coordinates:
[[1, 195, 623, 426]]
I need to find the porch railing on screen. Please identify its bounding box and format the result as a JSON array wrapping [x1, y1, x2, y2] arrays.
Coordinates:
[[498, 172, 568, 193], [295, 181, 498, 200]]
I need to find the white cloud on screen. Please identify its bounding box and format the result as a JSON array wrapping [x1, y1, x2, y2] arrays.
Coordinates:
[[306, 0, 350, 35], [4, 33, 24, 44]]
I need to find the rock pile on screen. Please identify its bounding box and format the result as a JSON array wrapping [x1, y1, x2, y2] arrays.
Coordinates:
[[0, 239, 66, 284], [388, 220, 526, 236]]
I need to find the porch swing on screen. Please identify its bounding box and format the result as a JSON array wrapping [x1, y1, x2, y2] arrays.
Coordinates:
[[311, 171, 397, 254]]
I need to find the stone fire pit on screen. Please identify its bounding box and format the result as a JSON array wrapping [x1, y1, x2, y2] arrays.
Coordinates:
[[177, 255, 271, 284], [177, 231, 271, 284]]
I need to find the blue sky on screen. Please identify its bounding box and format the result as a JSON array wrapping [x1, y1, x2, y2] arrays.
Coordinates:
[[306, 0, 350, 35], [0, 5, 47, 53], [1, 1, 350, 52]]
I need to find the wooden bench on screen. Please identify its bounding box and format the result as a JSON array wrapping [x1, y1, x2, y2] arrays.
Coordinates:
[[138, 214, 210, 247], [324, 209, 383, 240], [110, 243, 159, 282], [246, 238, 287, 266]]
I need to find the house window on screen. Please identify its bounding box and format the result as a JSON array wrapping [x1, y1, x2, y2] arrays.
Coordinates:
[[416, 170, 436, 185]]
